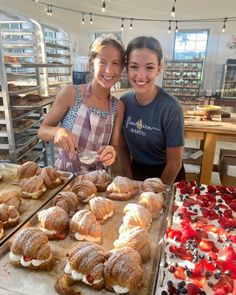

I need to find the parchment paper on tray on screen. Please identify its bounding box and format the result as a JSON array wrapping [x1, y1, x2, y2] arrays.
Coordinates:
[[0, 179, 172, 295], [0, 163, 74, 246]]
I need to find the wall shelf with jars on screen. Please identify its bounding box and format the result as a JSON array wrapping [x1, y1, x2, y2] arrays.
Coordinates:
[[221, 61, 236, 99]]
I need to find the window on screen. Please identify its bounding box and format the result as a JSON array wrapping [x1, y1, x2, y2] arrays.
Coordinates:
[[174, 30, 208, 60]]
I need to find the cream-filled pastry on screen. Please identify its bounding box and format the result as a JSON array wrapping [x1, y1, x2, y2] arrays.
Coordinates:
[[141, 177, 165, 193], [89, 196, 115, 223], [41, 166, 63, 189], [0, 189, 21, 209], [0, 203, 19, 228], [78, 169, 111, 192], [16, 161, 41, 180], [52, 191, 79, 218], [20, 175, 46, 199], [72, 179, 97, 203], [139, 191, 165, 219]]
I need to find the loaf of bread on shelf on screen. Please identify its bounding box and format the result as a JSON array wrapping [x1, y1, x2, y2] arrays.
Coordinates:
[[106, 176, 139, 200], [141, 177, 165, 193], [23, 93, 42, 103], [78, 169, 111, 192], [114, 225, 151, 262], [4, 55, 20, 63], [40, 166, 63, 189], [0, 190, 21, 209], [70, 209, 102, 244], [55, 241, 106, 291], [72, 179, 97, 203], [8, 83, 22, 91], [0, 203, 20, 228], [9, 227, 54, 270], [139, 191, 165, 219], [9, 95, 27, 106], [122, 203, 152, 230], [52, 191, 79, 218], [38, 206, 69, 240], [104, 247, 143, 294], [17, 161, 41, 180], [0, 221, 4, 240], [89, 196, 115, 223], [20, 175, 47, 199]]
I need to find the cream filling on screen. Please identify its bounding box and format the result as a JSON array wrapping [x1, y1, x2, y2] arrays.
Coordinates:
[[102, 211, 114, 221], [65, 262, 103, 285], [3, 215, 19, 224], [9, 251, 52, 267], [40, 227, 57, 235], [74, 232, 101, 243], [22, 187, 46, 198], [113, 285, 129, 294]]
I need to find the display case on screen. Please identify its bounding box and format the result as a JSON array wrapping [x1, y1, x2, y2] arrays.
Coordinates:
[[162, 60, 204, 102], [0, 12, 53, 165], [221, 61, 236, 99]]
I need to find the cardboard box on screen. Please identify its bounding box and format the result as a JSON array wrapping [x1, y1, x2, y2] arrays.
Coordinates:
[[219, 149, 236, 186]]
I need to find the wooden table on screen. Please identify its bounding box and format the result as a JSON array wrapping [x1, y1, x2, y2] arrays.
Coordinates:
[[184, 114, 236, 184]]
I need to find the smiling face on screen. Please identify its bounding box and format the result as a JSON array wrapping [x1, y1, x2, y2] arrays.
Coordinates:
[[92, 45, 123, 89], [127, 48, 162, 98]]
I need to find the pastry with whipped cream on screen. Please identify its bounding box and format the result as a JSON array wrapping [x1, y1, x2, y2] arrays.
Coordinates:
[[0, 189, 21, 209], [20, 175, 47, 199], [38, 206, 69, 240], [114, 225, 151, 262], [16, 161, 41, 180], [72, 179, 97, 203], [106, 176, 139, 201], [139, 191, 165, 219], [0, 203, 19, 228], [0, 221, 4, 239], [55, 241, 105, 292], [104, 247, 143, 294], [52, 191, 79, 218], [141, 177, 165, 193], [78, 169, 111, 192], [41, 166, 63, 189], [89, 196, 115, 223], [70, 209, 102, 244], [9, 227, 53, 270]]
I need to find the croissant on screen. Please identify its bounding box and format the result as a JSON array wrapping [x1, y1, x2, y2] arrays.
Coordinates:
[[78, 170, 111, 192], [122, 203, 152, 230], [61, 241, 106, 290], [89, 196, 115, 223], [141, 177, 165, 193], [0, 203, 19, 228], [104, 247, 143, 294], [0, 221, 4, 239], [20, 175, 47, 199], [139, 192, 165, 219], [72, 179, 97, 203], [106, 176, 139, 201], [0, 189, 21, 209], [70, 210, 102, 244], [52, 191, 79, 218], [55, 274, 80, 295], [114, 225, 151, 262], [9, 227, 53, 270], [16, 161, 41, 180], [41, 166, 63, 189], [38, 206, 69, 240]]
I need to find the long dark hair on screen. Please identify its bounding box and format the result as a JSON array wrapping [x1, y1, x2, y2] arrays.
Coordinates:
[[126, 36, 163, 66]]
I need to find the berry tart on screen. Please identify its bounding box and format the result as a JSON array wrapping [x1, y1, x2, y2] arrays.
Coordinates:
[[159, 180, 236, 295]]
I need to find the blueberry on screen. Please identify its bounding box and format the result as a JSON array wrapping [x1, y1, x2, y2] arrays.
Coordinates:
[[185, 269, 192, 277], [180, 287, 188, 294], [167, 280, 173, 286], [177, 281, 185, 289], [163, 261, 168, 268], [161, 291, 168, 295]]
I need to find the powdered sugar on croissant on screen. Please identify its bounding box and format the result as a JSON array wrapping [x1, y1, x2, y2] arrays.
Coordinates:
[[104, 247, 143, 294], [114, 225, 151, 262], [41, 166, 63, 189], [61, 241, 106, 290], [79, 170, 111, 192], [0, 203, 19, 228], [122, 203, 152, 229], [106, 176, 139, 201], [0, 190, 21, 209], [52, 191, 79, 218], [139, 192, 165, 219], [72, 179, 97, 203], [9, 227, 53, 270], [141, 177, 165, 193], [38, 206, 69, 240], [17, 161, 41, 180], [89, 196, 115, 222], [70, 210, 102, 243], [20, 175, 47, 199]]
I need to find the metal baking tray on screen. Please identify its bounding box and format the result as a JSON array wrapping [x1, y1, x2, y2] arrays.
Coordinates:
[[0, 163, 74, 246], [8, 86, 41, 96], [0, 179, 172, 295], [11, 97, 54, 110]]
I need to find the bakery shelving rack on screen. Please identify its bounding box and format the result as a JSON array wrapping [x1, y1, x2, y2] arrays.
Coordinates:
[[162, 59, 204, 103], [221, 60, 236, 99], [0, 11, 53, 165]]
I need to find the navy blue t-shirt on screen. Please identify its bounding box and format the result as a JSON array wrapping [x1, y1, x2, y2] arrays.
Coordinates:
[[120, 87, 184, 165]]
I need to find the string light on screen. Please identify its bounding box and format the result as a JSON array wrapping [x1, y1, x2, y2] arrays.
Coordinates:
[[81, 13, 85, 25], [168, 20, 171, 33], [121, 18, 124, 31], [101, 0, 106, 13], [222, 17, 227, 32], [129, 18, 133, 30], [46, 4, 52, 16], [175, 20, 178, 32], [90, 12, 93, 24], [171, 0, 176, 18], [32, 0, 39, 2]]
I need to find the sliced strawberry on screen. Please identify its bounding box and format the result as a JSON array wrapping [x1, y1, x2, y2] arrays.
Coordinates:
[[207, 184, 217, 193], [23, 256, 32, 262], [202, 258, 216, 271], [198, 240, 218, 252], [218, 216, 236, 228], [195, 216, 209, 225], [194, 186, 201, 194], [195, 229, 209, 240], [191, 276, 206, 288], [174, 266, 186, 280], [201, 224, 219, 234], [201, 208, 210, 217], [208, 252, 218, 261], [187, 283, 199, 295], [55, 232, 66, 240], [212, 276, 234, 293], [86, 274, 94, 284], [192, 262, 205, 276]]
